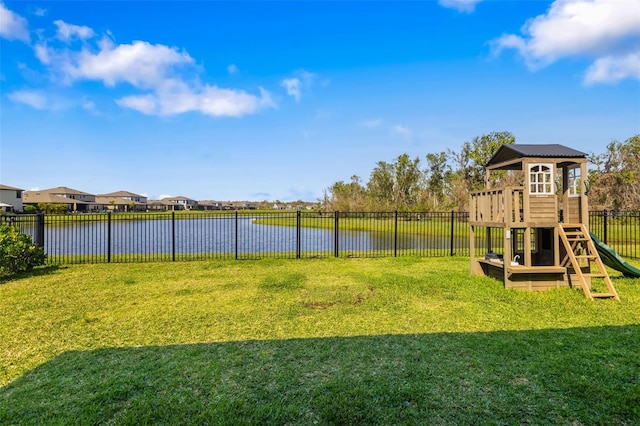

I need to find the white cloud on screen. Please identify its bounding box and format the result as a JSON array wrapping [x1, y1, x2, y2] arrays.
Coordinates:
[[8, 89, 99, 111], [492, 0, 640, 83], [82, 99, 96, 111], [281, 69, 317, 102], [115, 94, 158, 115], [51, 38, 195, 88], [33, 7, 46, 17], [361, 119, 382, 129], [392, 125, 413, 142], [584, 52, 640, 84], [438, 0, 482, 13], [54, 20, 95, 42], [8, 90, 48, 109], [116, 80, 275, 117], [281, 77, 302, 102], [25, 16, 275, 118], [227, 64, 238, 74], [34, 44, 51, 64], [0, 2, 30, 42]]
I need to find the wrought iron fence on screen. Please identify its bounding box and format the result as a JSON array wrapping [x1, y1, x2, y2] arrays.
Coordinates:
[[1, 211, 471, 264], [1, 210, 638, 264], [588, 210, 639, 260]]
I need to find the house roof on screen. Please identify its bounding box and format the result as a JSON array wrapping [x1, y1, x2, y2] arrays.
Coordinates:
[[163, 196, 196, 202], [40, 186, 95, 196], [97, 190, 146, 198], [148, 199, 180, 206], [0, 184, 24, 191], [486, 144, 588, 168], [95, 196, 145, 206], [23, 191, 90, 204]]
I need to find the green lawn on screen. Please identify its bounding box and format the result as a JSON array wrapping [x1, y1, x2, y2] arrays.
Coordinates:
[[1, 257, 639, 424]]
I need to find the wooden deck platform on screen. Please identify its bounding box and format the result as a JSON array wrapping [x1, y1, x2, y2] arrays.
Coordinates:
[[477, 259, 568, 291]]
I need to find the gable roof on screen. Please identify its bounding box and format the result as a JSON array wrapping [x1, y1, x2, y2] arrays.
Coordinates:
[[97, 190, 146, 198], [0, 184, 24, 191], [94, 196, 145, 206], [40, 186, 95, 196], [23, 191, 90, 204], [163, 196, 196, 202], [486, 144, 587, 168]]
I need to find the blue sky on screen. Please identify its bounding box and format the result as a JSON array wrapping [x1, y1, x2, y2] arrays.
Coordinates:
[[1, 0, 639, 202]]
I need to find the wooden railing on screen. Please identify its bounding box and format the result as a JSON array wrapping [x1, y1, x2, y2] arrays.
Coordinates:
[[470, 187, 525, 226]]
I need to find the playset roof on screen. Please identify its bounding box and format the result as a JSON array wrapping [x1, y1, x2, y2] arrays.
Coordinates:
[[486, 144, 587, 170]]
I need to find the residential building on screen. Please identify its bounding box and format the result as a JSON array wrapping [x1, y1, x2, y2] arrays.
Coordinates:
[[198, 200, 224, 210], [95, 190, 148, 212], [146, 199, 183, 211], [23, 186, 97, 212], [162, 196, 198, 210], [0, 184, 24, 212]]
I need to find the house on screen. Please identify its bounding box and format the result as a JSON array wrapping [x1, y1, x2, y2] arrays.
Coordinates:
[[198, 200, 224, 210], [23, 186, 98, 212], [162, 196, 198, 210], [0, 184, 24, 213], [146, 199, 183, 211], [95, 190, 148, 212]]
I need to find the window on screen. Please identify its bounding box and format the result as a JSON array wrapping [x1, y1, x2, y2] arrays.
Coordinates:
[[528, 164, 553, 195], [16, 191, 21, 199], [568, 167, 581, 196]]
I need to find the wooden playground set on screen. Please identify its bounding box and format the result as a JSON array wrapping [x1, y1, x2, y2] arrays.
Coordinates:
[[469, 143, 637, 301]]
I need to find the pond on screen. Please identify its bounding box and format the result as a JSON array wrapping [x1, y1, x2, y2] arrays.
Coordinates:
[[37, 215, 461, 260]]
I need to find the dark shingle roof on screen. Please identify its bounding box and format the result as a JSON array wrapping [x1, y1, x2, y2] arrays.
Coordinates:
[[486, 144, 587, 167]]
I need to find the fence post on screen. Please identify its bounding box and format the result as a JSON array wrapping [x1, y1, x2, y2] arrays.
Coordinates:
[[394, 211, 398, 257], [235, 211, 238, 260], [35, 213, 45, 248], [172, 211, 176, 261], [450, 210, 455, 256], [296, 210, 301, 259], [334, 211, 339, 257], [107, 212, 112, 263], [603, 209, 608, 245]]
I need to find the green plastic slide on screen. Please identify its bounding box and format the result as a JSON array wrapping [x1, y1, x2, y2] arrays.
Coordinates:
[[589, 232, 640, 278]]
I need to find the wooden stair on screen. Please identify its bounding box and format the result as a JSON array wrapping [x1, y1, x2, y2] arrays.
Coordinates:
[[558, 223, 619, 301]]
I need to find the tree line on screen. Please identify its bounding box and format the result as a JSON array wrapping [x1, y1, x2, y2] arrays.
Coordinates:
[[323, 132, 640, 212]]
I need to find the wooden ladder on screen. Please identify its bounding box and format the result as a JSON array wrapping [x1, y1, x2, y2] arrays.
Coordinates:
[[558, 223, 619, 300]]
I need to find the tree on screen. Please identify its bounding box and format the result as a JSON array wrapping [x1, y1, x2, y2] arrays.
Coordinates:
[[422, 152, 453, 210], [589, 134, 640, 210], [324, 175, 367, 211], [449, 131, 515, 210], [366, 154, 423, 210], [393, 154, 422, 209], [367, 161, 395, 210]]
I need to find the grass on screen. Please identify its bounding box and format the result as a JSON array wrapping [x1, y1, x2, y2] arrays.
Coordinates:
[[1, 257, 639, 424]]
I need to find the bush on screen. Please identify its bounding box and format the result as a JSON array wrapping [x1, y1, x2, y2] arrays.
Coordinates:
[[0, 223, 47, 276], [23, 205, 38, 214], [36, 203, 68, 214]]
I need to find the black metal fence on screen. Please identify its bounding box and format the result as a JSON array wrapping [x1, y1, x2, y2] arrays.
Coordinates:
[[588, 210, 640, 260], [1, 210, 638, 264]]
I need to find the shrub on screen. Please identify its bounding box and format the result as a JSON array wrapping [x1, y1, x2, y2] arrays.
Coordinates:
[[23, 205, 38, 214], [0, 223, 47, 276], [36, 203, 68, 214]]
